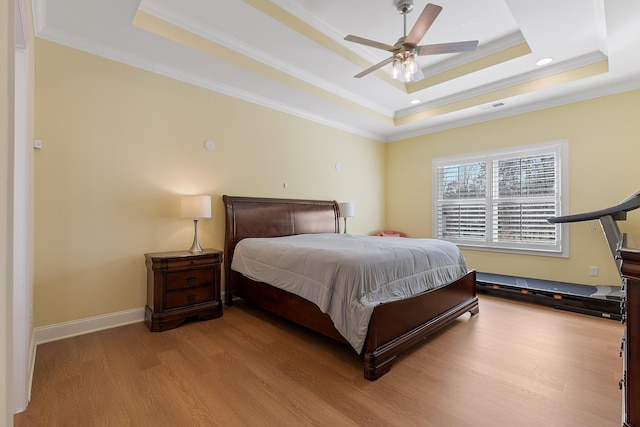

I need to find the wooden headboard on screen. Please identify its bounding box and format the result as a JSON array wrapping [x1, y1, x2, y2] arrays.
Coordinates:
[[222, 195, 339, 299]]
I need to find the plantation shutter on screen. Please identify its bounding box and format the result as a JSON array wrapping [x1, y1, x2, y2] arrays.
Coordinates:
[[491, 154, 558, 245], [436, 162, 487, 241], [433, 141, 566, 255]]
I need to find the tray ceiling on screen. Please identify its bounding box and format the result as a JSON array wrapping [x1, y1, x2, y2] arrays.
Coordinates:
[[34, 0, 640, 141]]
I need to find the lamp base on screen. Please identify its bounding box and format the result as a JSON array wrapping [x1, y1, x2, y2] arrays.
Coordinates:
[[189, 219, 203, 253], [343, 217, 348, 234]]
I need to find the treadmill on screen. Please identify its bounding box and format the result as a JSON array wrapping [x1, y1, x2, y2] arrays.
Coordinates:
[[477, 191, 640, 319], [547, 189, 640, 279]]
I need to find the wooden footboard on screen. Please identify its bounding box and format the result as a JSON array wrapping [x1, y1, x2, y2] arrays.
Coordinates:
[[363, 270, 478, 380]]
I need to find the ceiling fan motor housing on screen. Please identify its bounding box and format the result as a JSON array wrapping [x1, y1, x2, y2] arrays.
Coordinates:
[[393, 0, 414, 14]]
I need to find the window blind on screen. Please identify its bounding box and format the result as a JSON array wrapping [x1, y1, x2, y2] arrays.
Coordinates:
[[433, 141, 567, 255]]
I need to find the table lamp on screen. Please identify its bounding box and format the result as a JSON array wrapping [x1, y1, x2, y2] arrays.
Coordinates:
[[338, 202, 355, 234], [181, 195, 211, 253]]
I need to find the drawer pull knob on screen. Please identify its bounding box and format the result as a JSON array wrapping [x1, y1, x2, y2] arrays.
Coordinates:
[[187, 294, 196, 302], [187, 276, 196, 285]]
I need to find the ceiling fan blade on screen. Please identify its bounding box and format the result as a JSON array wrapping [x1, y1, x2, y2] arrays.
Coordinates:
[[405, 3, 442, 46], [417, 40, 479, 55], [344, 35, 396, 52], [354, 56, 394, 78]]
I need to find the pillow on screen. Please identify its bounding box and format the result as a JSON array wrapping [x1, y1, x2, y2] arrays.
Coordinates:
[[374, 229, 407, 237]]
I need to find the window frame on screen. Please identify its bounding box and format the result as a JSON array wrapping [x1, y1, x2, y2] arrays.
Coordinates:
[[432, 140, 569, 257]]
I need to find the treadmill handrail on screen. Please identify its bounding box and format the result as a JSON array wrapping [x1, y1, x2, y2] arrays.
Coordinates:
[[547, 192, 640, 224]]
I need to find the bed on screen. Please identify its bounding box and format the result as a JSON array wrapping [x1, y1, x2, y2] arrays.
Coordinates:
[[223, 195, 479, 380]]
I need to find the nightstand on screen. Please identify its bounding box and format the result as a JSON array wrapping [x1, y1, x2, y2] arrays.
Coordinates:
[[144, 249, 223, 332]]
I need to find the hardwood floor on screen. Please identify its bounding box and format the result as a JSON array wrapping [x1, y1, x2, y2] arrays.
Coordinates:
[[15, 295, 624, 426]]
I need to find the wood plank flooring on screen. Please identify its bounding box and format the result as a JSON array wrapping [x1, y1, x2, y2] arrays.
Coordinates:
[[14, 295, 624, 426]]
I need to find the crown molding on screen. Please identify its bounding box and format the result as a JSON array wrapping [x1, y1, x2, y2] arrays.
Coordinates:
[[32, 0, 46, 34], [152, 62, 384, 141], [138, 0, 393, 117], [397, 50, 608, 118], [386, 75, 640, 142], [420, 31, 527, 78]]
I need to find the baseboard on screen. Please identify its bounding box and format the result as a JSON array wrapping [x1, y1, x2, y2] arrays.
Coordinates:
[[33, 307, 145, 345]]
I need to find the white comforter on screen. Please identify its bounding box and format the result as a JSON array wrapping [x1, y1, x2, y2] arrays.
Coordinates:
[[231, 233, 468, 353]]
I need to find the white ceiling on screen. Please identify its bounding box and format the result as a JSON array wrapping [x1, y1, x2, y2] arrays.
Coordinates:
[[33, 0, 640, 142]]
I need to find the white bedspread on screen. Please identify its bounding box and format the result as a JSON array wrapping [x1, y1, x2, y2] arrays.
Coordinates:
[[231, 233, 468, 353]]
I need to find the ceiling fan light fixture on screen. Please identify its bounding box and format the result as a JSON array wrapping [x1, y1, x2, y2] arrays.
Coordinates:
[[391, 58, 401, 79], [404, 67, 413, 82], [407, 51, 417, 73], [390, 50, 418, 83]]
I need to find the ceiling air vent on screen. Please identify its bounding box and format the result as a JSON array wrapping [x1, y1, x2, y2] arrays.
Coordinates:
[[478, 101, 505, 110]]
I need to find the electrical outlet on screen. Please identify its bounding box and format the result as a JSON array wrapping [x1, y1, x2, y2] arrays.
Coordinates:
[[589, 266, 599, 277]]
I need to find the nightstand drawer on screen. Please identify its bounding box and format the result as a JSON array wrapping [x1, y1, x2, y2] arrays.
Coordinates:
[[166, 268, 214, 291], [165, 285, 214, 310], [159, 254, 222, 270]]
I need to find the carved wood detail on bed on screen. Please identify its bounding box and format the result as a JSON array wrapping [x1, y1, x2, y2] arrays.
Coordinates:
[[222, 195, 479, 380]]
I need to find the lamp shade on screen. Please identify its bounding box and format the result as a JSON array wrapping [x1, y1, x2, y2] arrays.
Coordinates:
[[180, 195, 211, 219], [338, 202, 355, 218]]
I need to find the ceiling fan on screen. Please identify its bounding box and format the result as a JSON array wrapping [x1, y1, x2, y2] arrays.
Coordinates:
[[344, 0, 479, 83]]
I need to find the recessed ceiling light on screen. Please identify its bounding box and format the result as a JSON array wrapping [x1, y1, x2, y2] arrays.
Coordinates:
[[536, 57, 553, 66], [410, 99, 421, 105]]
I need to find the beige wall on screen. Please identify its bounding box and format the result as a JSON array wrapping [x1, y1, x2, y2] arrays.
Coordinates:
[[33, 35, 640, 329], [34, 39, 386, 327], [386, 89, 640, 286]]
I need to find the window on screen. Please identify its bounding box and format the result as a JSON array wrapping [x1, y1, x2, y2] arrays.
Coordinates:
[[433, 141, 568, 256]]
